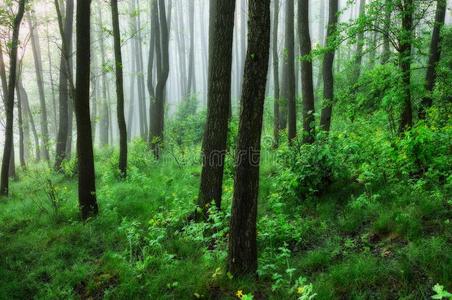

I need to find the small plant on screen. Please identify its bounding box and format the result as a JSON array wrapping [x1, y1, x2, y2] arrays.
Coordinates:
[[432, 284, 452, 299]]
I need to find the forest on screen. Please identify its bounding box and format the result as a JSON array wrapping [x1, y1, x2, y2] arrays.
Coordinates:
[[0, 0, 451, 299]]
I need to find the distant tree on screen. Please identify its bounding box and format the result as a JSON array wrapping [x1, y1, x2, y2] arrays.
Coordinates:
[[16, 64, 26, 169], [228, 0, 271, 277], [299, 0, 315, 143], [352, 0, 366, 82], [27, 12, 50, 161], [97, 7, 110, 147], [272, 0, 280, 147], [418, 0, 447, 119], [74, 0, 98, 219], [197, 0, 236, 216], [319, 0, 339, 132], [111, 0, 128, 178], [381, 0, 392, 63], [0, 0, 26, 195], [54, 0, 74, 171], [186, 0, 195, 96]]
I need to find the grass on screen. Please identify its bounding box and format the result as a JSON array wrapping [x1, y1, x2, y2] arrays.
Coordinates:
[[0, 141, 450, 300]]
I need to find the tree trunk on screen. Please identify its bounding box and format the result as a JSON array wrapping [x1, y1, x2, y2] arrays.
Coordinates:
[[398, 0, 413, 132], [16, 74, 26, 168], [20, 79, 41, 161], [147, 0, 157, 139], [228, 0, 271, 277], [74, 0, 98, 219], [352, 0, 366, 82], [45, 23, 58, 138], [111, 0, 128, 178], [98, 7, 110, 147], [186, 0, 195, 96], [282, 0, 296, 140], [28, 12, 51, 161], [197, 0, 236, 216], [272, 0, 280, 147], [381, 0, 392, 64], [299, 0, 315, 144], [418, 0, 446, 119], [150, 0, 169, 158], [319, 0, 339, 132], [0, 0, 25, 195], [55, 0, 74, 171]]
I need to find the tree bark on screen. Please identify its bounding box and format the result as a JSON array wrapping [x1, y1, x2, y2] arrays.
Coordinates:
[[111, 0, 128, 178], [0, 0, 25, 195], [299, 0, 315, 144], [319, 0, 339, 132], [418, 0, 446, 119], [150, 0, 169, 158], [74, 0, 98, 219], [197, 0, 236, 216], [228, 0, 271, 277]]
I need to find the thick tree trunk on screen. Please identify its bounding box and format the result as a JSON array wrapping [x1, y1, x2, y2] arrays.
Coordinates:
[[299, 0, 315, 144], [228, 0, 271, 277], [0, 0, 25, 195], [282, 0, 296, 140], [319, 0, 339, 132], [272, 0, 280, 147], [418, 0, 446, 119], [398, 0, 413, 132], [150, 0, 169, 158], [74, 0, 98, 219], [197, 0, 236, 216], [111, 0, 128, 178], [28, 13, 51, 161], [55, 0, 74, 171]]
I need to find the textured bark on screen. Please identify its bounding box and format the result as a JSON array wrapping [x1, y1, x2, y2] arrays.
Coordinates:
[[55, 0, 74, 170], [272, 0, 280, 146], [282, 0, 296, 140], [398, 0, 413, 132], [28, 13, 51, 161], [75, 0, 98, 219], [228, 0, 271, 277], [111, 0, 128, 178], [319, 0, 338, 132], [0, 0, 25, 195], [418, 0, 446, 119], [299, 0, 315, 143], [150, 0, 169, 158], [197, 0, 236, 215]]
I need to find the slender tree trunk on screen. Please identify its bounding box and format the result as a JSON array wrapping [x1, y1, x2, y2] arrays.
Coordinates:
[[352, 0, 366, 82], [176, 2, 187, 99], [0, 41, 16, 177], [197, 0, 236, 216], [398, 0, 413, 132], [282, 0, 296, 140], [21, 80, 41, 161], [127, 43, 136, 141], [0, 0, 25, 195], [418, 0, 446, 119], [74, 0, 98, 219], [28, 12, 51, 161], [55, 0, 74, 170], [98, 7, 110, 147], [147, 0, 157, 140], [299, 0, 315, 144], [16, 74, 26, 168], [150, 0, 169, 158], [186, 0, 195, 96], [315, 0, 325, 92], [111, 0, 128, 178], [228, 0, 271, 277], [199, 0, 209, 107], [319, 0, 339, 132], [381, 0, 392, 64], [46, 23, 58, 138], [272, 0, 280, 147]]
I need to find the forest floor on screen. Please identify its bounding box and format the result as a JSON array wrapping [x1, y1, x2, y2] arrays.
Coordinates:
[[0, 143, 451, 299]]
